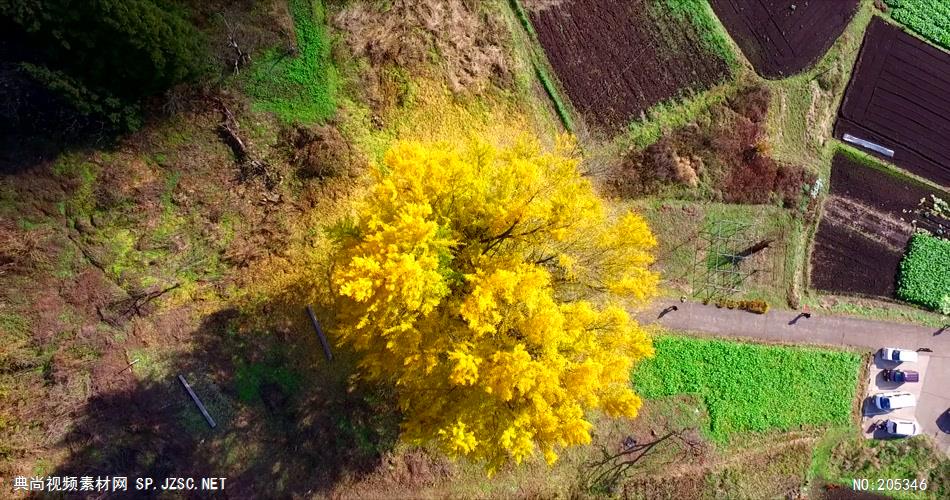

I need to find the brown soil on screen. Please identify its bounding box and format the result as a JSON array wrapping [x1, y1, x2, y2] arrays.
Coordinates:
[[828, 152, 948, 224], [710, 0, 861, 78], [836, 17, 950, 188], [528, 0, 730, 133], [811, 215, 903, 298], [810, 152, 948, 298], [822, 197, 911, 253]]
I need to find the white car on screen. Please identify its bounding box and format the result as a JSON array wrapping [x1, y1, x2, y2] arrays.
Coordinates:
[[880, 347, 918, 363], [883, 419, 921, 437], [872, 392, 916, 411]]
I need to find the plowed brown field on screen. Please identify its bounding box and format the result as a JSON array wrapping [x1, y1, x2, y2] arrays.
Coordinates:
[[835, 17, 950, 188], [810, 152, 947, 298], [528, 0, 729, 133], [710, 0, 859, 78]]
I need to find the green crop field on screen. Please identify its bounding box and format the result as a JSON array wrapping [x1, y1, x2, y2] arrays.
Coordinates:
[[633, 336, 862, 443], [886, 0, 950, 50], [897, 233, 950, 314]]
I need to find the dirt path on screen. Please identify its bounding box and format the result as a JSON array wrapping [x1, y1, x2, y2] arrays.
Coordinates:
[[638, 300, 950, 455]]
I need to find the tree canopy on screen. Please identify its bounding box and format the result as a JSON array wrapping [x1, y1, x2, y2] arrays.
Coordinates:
[[331, 135, 659, 470], [1, 0, 207, 127]]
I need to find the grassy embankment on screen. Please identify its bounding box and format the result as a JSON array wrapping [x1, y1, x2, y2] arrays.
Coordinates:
[[809, 430, 950, 499]]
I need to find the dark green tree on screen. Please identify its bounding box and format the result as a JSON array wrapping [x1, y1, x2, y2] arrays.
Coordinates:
[[1, 0, 208, 128]]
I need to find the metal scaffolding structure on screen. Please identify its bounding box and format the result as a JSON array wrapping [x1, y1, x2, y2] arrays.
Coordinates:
[[690, 218, 761, 303]]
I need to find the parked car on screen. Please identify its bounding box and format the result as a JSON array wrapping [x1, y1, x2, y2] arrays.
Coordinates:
[[872, 392, 916, 411], [883, 369, 920, 383], [880, 347, 918, 363], [882, 419, 920, 437]]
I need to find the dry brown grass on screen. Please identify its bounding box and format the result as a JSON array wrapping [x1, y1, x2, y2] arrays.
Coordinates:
[[334, 0, 511, 95], [0, 219, 46, 277]]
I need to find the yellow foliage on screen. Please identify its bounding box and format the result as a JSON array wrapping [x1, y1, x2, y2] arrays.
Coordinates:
[[341, 79, 558, 164], [331, 133, 658, 470]]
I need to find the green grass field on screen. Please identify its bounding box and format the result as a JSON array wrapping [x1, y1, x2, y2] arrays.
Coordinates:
[[246, 0, 338, 123], [633, 335, 861, 443], [815, 435, 950, 499]]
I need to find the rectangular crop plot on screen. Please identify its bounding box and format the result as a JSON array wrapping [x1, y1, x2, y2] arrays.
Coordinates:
[[897, 233, 950, 312], [634, 335, 860, 442], [835, 17, 950, 188], [527, 0, 730, 133], [810, 152, 947, 298], [710, 0, 860, 78]]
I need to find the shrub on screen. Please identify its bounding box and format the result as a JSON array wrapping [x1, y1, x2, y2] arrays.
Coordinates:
[[897, 233, 950, 312], [645, 137, 699, 187], [288, 124, 358, 178], [715, 299, 769, 314], [722, 152, 811, 208], [709, 113, 761, 157], [610, 83, 812, 205], [740, 299, 769, 314], [728, 85, 771, 123]]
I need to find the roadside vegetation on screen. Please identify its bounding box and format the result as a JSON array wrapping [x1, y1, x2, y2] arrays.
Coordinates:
[[814, 434, 950, 499]]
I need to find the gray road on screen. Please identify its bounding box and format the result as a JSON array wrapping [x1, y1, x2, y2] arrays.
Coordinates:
[[639, 300, 950, 453]]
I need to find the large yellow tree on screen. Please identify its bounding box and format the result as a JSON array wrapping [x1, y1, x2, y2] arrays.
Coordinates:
[[331, 134, 659, 470]]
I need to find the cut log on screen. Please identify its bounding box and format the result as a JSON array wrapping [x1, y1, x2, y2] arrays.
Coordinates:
[[306, 305, 333, 362], [178, 375, 216, 429]]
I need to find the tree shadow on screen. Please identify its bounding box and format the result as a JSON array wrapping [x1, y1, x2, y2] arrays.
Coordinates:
[[583, 428, 706, 495], [872, 370, 904, 391], [42, 306, 400, 497], [861, 396, 890, 418], [0, 60, 115, 176]]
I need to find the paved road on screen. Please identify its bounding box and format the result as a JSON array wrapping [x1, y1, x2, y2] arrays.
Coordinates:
[[638, 300, 950, 453]]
